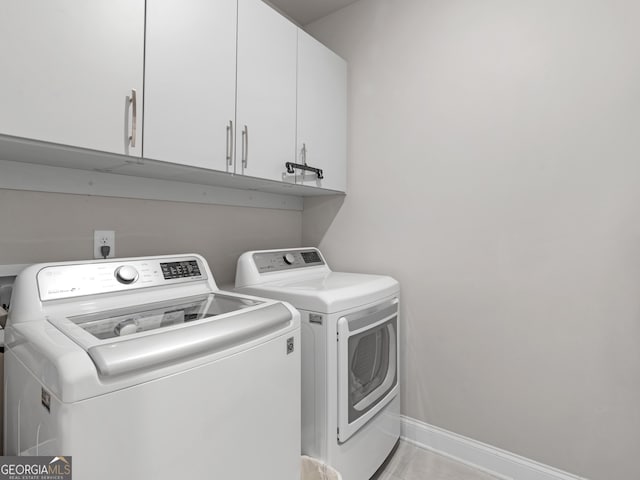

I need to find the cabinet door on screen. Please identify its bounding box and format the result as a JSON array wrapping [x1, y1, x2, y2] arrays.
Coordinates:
[[236, 0, 297, 181], [296, 30, 347, 192], [144, 0, 237, 172], [0, 0, 144, 157]]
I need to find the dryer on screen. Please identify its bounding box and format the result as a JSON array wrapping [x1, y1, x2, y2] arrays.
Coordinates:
[[235, 248, 400, 480], [5, 254, 300, 480]]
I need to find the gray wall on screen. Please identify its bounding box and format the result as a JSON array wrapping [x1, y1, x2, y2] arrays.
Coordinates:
[[305, 1, 640, 479], [0, 189, 301, 286]]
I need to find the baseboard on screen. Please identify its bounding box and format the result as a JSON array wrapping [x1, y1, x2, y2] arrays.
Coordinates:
[[400, 416, 588, 480]]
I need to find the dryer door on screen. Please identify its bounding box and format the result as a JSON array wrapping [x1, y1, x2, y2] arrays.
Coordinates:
[[337, 298, 399, 443]]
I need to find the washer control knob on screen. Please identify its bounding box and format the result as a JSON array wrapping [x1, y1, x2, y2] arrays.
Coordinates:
[[283, 253, 296, 265], [115, 265, 139, 284]]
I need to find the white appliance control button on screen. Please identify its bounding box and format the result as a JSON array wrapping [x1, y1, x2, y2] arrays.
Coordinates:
[[115, 265, 139, 284], [283, 253, 296, 265]]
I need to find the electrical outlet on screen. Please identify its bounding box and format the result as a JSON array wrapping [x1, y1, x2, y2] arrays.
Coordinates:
[[94, 230, 115, 259]]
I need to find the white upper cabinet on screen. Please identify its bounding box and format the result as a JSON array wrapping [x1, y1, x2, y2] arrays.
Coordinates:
[[296, 30, 348, 192], [0, 0, 347, 197], [144, 0, 237, 172], [236, 0, 298, 182], [0, 0, 144, 157]]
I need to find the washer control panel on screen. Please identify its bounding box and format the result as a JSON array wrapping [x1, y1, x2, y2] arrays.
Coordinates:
[[37, 256, 206, 301], [253, 249, 325, 273]]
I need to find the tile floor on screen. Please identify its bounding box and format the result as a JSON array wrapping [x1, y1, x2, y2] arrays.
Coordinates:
[[372, 441, 501, 480]]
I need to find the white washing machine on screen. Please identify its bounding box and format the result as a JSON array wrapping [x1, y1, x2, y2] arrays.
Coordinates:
[[235, 248, 400, 480], [4, 254, 300, 480]]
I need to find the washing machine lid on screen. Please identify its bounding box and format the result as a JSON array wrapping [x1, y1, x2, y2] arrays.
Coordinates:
[[47, 293, 291, 377], [239, 272, 399, 313]]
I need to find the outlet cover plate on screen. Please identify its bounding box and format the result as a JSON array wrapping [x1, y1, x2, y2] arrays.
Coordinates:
[[94, 230, 115, 259]]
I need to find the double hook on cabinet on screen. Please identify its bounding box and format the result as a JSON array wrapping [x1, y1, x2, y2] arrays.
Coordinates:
[[286, 143, 324, 179]]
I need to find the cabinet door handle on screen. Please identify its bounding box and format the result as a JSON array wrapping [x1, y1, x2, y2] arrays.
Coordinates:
[[226, 120, 233, 166], [242, 125, 249, 168], [129, 89, 137, 148], [302, 143, 307, 165]]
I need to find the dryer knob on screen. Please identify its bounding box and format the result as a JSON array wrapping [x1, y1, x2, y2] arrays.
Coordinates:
[[115, 265, 139, 284], [283, 253, 296, 265]]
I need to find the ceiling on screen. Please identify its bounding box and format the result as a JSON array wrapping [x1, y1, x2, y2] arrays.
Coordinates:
[[267, 0, 359, 25]]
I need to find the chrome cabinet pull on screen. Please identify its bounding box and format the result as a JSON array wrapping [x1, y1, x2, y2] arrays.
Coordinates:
[[242, 125, 249, 167], [302, 143, 307, 165], [226, 120, 233, 166], [129, 89, 137, 148]]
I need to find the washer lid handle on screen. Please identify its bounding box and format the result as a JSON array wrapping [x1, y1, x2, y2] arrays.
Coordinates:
[[87, 303, 293, 377]]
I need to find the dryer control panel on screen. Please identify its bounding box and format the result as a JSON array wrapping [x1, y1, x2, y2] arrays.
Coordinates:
[[253, 249, 325, 273]]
